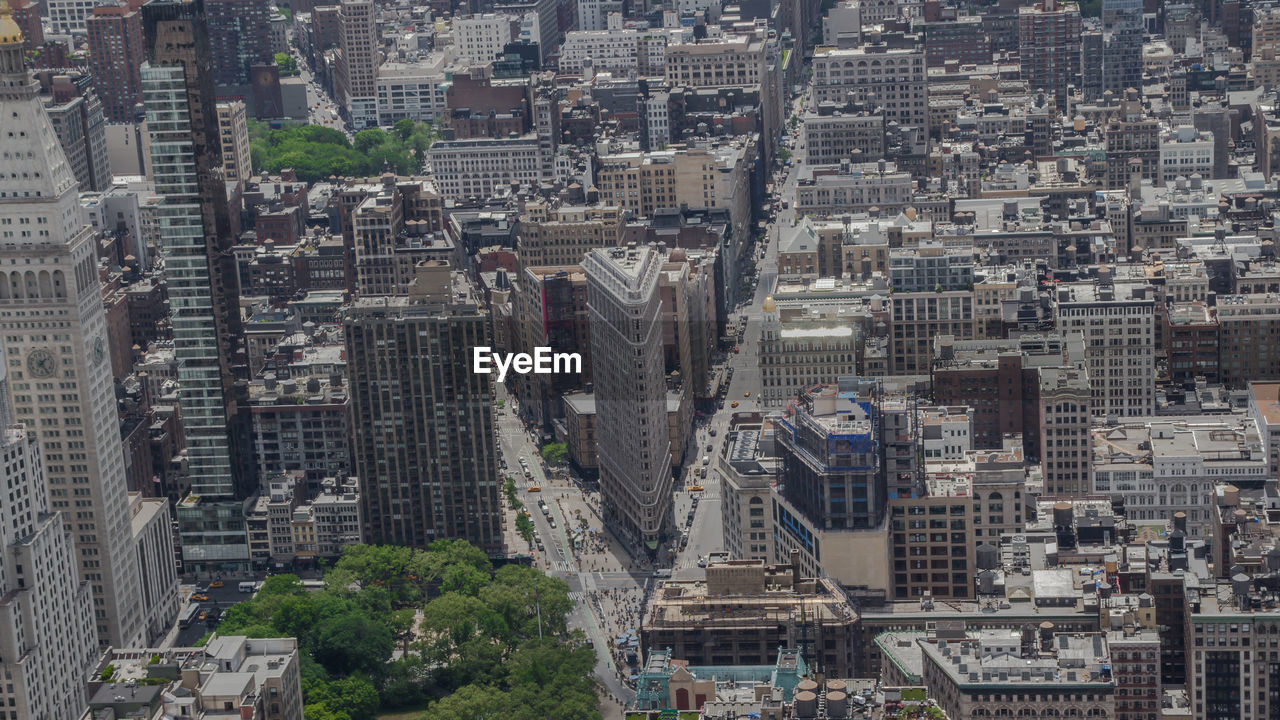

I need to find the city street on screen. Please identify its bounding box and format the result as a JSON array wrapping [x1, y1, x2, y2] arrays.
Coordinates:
[[494, 391, 641, 713], [287, 31, 350, 136], [484, 81, 808, 717]]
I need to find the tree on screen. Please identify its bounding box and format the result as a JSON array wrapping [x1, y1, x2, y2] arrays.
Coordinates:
[[419, 592, 507, 653], [480, 565, 573, 642], [274, 52, 298, 76], [540, 442, 568, 465], [379, 657, 429, 710], [311, 612, 395, 677], [423, 539, 493, 581], [326, 545, 430, 608], [304, 675, 380, 720], [505, 641, 602, 720], [504, 477, 520, 508], [246, 120, 428, 182], [303, 703, 351, 720], [353, 128, 388, 155], [421, 685, 512, 720], [441, 562, 489, 596], [515, 514, 535, 543], [210, 542, 596, 720]]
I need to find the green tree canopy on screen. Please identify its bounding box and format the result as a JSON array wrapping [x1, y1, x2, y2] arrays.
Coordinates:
[[540, 442, 568, 465], [247, 120, 436, 183], [420, 684, 512, 720], [303, 675, 380, 720], [302, 702, 350, 720], [274, 52, 298, 76], [311, 611, 395, 677], [211, 541, 597, 719]]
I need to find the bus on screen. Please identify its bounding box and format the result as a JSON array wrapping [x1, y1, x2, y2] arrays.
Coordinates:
[[179, 603, 200, 629]]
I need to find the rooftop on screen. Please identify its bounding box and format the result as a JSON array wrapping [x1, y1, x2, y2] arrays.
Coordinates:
[[920, 632, 1114, 689]]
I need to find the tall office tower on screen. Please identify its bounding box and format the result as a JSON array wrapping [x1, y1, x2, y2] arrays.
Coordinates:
[[1017, 0, 1081, 108], [342, 262, 503, 553], [1099, 0, 1143, 96], [41, 72, 113, 192], [142, 0, 257, 572], [206, 0, 274, 87], [584, 244, 673, 552], [0, 353, 98, 719], [336, 0, 379, 129], [87, 1, 146, 123], [0, 10, 147, 647]]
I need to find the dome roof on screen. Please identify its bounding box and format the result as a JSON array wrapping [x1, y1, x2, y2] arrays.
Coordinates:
[[762, 296, 776, 313], [0, 0, 22, 46]]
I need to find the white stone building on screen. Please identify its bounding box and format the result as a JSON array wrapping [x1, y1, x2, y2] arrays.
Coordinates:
[[584, 245, 674, 550], [427, 135, 546, 199], [1159, 125, 1216, 181], [0, 21, 153, 648], [759, 296, 860, 409], [1092, 416, 1268, 536], [376, 59, 453, 126], [812, 43, 929, 135], [454, 13, 513, 65], [0, 364, 97, 720]]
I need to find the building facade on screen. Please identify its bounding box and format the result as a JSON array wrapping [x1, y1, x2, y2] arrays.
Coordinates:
[[336, 0, 379, 128], [216, 100, 252, 183], [585, 245, 674, 551], [1017, 0, 1082, 107], [87, 1, 147, 123], [1053, 277, 1156, 418], [342, 264, 503, 553], [0, 355, 97, 719], [143, 0, 257, 572], [206, 0, 274, 86], [0, 18, 151, 647]]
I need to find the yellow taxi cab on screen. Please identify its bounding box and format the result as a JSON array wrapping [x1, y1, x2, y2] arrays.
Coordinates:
[[731, 401, 740, 408], [529, 485, 542, 492], [209, 581, 224, 589], [191, 593, 209, 602], [689, 485, 705, 492]]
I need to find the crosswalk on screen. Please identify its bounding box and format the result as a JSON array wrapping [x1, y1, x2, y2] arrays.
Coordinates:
[[569, 591, 587, 603], [553, 560, 576, 573]]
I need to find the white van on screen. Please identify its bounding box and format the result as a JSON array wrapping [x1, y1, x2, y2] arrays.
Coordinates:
[[238, 581, 257, 593], [701, 456, 710, 466]]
